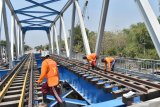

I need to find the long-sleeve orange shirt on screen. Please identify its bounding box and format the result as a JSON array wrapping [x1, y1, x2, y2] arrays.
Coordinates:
[[37, 59, 60, 87], [104, 57, 115, 71], [86, 53, 97, 68], [86, 53, 97, 62]]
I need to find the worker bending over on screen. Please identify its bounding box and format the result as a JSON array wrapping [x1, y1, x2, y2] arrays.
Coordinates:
[[83, 53, 98, 69], [101, 57, 115, 73], [37, 51, 65, 106]]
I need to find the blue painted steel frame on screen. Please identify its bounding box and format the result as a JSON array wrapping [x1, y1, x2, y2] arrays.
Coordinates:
[[15, 10, 58, 14], [47, 89, 88, 107], [14, 0, 61, 31], [17, 0, 60, 11], [22, 27, 49, 33], [20, 13, 54, 22], [26, 0, 60, 13]]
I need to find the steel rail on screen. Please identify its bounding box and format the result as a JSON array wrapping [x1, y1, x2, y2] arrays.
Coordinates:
[[18, 54, 32, 107], [0, 55, 28, 91], [52, 55, 160, 93], [0, 54, 30, 102], [28, 54, 34, 107]]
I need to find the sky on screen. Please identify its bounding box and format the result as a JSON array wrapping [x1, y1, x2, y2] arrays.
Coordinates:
[[0, 0, 159, 48]]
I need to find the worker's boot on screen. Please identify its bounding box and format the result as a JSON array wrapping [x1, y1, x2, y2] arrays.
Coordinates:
[[42, 94, 50, 104], [58, 101, 66, 107]]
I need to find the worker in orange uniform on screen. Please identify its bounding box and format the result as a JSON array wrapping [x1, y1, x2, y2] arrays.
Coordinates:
[[37, 51, 64, 106], [83, 53, 98, 69], [40, 49, 42, 54], [101, 57, 115, 73]]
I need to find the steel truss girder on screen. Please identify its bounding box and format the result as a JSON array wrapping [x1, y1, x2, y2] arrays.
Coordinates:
[[53, 24, 60, 55], [95, 0, 110, 57], [16, 0, 60, 11], [22, 27, 49, 33], [18, 12, 53, 22], [25, 0, 60, 13], [74, 0, 91, 55], [60, 16, 70, 57], [20, 20, 50, 23], [2, 0, 12, 68], [21, 21, 50, 25], [11, 14, 15, 61], [15, 10, 58, 14], [69, 3, 76, 59], [15, 0, 60, 27], [19, 13, 54, 22]]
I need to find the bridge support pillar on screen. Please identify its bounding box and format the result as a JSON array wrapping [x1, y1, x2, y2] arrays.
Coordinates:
[[14, 21, 18, 59], [135, 0, 160, 57], [11, 14, 15, 61], [21, 31, 24, 56], [74, 0, 91, 55], [19, 27, 22, 57], [47, 31, 52, 53], [69, 3, 76, 59], [17, 25, 20, 59], [0, 0, 4, 41], [59, 17, 62, 55], [53, 24, 60, 55], [95, 0, 110, 57], [2, 1, 12, 68], [60, 16, 69, 57], [50, 28, 54, 54]]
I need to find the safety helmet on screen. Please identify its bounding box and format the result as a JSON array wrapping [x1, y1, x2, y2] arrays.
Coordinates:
[[41, 51, 50, 57]]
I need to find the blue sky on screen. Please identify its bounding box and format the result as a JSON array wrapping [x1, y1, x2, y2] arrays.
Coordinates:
[[0, 0, 159, 48]]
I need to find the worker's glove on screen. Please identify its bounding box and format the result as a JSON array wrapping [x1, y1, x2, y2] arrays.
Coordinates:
[[37, 79, 42, 84]]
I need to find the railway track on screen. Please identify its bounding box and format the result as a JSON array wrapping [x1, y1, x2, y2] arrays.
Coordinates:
[[0, 54, 32, 107], [52, 54, 160, 105], [30, 56, 43, 106]]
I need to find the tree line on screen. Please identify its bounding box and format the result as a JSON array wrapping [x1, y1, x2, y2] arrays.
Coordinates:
[[72, 23, 159, 59], [0, 40, 32, 52], [32, 21, 160, 60]]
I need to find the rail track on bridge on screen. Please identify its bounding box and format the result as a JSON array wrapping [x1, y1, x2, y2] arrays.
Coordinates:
[[0, 54, 43, 107], [0, 54, 33, 107], [52, 54, 160, 105]]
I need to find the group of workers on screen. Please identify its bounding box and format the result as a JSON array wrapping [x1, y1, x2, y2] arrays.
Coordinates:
[[37, 51, 115, 106], [83, 53, 115, 72]]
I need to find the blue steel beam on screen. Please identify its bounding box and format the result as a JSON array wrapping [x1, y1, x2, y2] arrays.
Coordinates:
[[26, 0, 60, 13], [22, 27, 49, 32], [15, 10, 58, 14], [16, 0, 60, 11], [19, 13, 55, 22], [21, 21, 48, 27], [26, 24, 47, 27], [18, 12, 53, 22], [47, 89, 88, 107], [20, 21, 50, 23], [21, 21, 51, 25]]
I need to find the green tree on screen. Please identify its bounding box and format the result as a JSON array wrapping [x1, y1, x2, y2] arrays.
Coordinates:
[[123, 22, 158, 59], [24, 45, 31, 51], [0, 40, 7, 46], [73, 25, 90, 53]]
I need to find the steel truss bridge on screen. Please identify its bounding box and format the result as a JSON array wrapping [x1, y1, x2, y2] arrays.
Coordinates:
[[0, 0, 160, 107]]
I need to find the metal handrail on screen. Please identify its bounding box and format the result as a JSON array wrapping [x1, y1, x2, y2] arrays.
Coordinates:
[[18, 54, 32, 107], [0, 55, 29, 102]]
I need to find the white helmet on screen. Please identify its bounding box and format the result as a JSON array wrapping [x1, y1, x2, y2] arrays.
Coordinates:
[[41, 51, 50, 57], [45, 51, 50, 56]]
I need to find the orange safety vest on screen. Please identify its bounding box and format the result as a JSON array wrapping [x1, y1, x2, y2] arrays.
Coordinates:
[[38, 59, 59, 87], [86, 53, 97, 62], [104, 57, 115, 71]]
